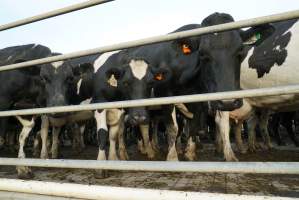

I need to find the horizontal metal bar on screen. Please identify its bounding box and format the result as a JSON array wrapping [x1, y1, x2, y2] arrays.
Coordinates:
[[0, 10, 298, 72], [0, 191, 81, 200], [0, 0, 113, 32], [1, 158, 299, 174], [0, 85, 298, 117], [0, 179, 295, 200]]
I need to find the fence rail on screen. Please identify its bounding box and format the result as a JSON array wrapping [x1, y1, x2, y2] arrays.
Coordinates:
[[0, 85, 298, 117], [1, 158, 299, 174], [0, 0, 114, 32], [0, 179, 295, 200], [0, 10, 299, 72]]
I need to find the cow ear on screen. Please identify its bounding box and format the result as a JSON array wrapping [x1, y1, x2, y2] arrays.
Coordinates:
[[171, 38, 199, 55], [73, 63, 94, 76], [15, 59, 41, 76], [105, 68, 124, 87], [241, 24, 275, 46]]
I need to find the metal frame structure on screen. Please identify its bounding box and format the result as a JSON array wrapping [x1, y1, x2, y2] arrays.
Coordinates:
[[0, 1, 298, 199]]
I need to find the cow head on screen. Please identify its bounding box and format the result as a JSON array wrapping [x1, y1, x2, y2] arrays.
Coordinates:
[[40, 56, 92, 117], [196, 12, 274, 111], [104, 55, 168, 126]]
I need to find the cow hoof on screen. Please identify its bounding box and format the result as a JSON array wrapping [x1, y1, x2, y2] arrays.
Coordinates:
[[166, 153, 179, 161], [119, 149, 129, 160], [224, 151, 238, 162], [17, 166, 34, 179], [146, 149, 155, 160], [40, 152, 49, 159], [94, 169, 109, 179], [239, 146, 248, 154], [184, 152, 196, 161]]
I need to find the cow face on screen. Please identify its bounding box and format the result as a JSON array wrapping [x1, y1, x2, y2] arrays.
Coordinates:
[[40, 60, 81, 117], [105, 58, 166, 126], [197, 12, 274, 111]]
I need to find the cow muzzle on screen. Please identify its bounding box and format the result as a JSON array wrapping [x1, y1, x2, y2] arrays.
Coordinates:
[[128, 110, 149, 126], [211, 99, 243, 111]]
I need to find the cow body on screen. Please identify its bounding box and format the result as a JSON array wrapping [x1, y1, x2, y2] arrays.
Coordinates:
[[230, 19, 299, 152]]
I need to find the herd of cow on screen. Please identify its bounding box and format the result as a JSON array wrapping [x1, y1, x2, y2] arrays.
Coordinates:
[[0, 12, 298, 179]]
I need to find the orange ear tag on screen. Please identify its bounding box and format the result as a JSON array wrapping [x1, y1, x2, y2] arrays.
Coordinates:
[[154, 73, 163, 81], [182, 44, 192, 54]]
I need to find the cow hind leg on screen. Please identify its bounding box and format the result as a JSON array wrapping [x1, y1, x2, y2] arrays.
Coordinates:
[[248, 115, 258, 152], [33, 131, 41, 157], [259, 111, 273, 150], [234, 121, 247, 154], [215, 111, 238, 161], [16, 116, 35, 179]]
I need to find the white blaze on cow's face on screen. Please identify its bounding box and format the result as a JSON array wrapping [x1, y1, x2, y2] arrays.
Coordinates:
[[129, 59, 148, 80], [52, 61, 64, 69]]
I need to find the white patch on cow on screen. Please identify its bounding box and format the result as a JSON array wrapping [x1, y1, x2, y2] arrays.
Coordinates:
[[7, 55, 12, 61], [52, 61, 64, 69], [94, 110, 108, 131], [241, 22, 299, 110], [76, 78, 82, 95], [31, 44, 38, 49], [107, 74, 117, 87], [175, 103, 193, 119], [129, 59, 148, 80], [80, 98, 92, 105], [93, 51, 120, 73]]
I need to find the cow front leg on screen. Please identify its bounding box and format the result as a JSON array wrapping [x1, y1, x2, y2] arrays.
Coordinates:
[[0, 118, 8, 149], [215, 111, 238, 161], [40, 115, 49, 159], [118, 119, 129, 160], [51, 127, 61, 159], [166, 107, 179, 161], [16, 116, 35, 179], [94, 109, 108, 178], [139, 124, 155, 159]]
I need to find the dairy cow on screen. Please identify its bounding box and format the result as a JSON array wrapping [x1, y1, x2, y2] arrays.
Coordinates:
[[0, 44, 52, 178], [229, 19, 299, 153]]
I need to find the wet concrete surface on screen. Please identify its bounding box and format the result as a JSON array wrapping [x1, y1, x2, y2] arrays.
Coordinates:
[[0, 143, 299, 198]]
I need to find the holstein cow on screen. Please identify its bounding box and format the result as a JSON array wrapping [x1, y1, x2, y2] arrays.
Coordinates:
[[191, 12, 275, 161], [38, 53, 95, 161], [230, 19, 299, 153], [0, 44, 52, 178]]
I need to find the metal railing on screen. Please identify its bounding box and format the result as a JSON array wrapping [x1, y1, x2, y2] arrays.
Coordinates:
[[1, 158, 299, 174], [0, 85, 298, 117], [0, 2, 299, 199], [0, 10, 298, 72], [0, 0, 114, 32]]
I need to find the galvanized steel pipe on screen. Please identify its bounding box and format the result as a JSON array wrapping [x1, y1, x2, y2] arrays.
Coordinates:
[[0, 178, 295, 200], [0, 85, 298, 117], [0, 0, 114, 32], [0, 10, 298, 71], [1, 158, 299, 174]]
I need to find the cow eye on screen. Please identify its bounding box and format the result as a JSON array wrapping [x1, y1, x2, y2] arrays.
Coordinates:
[[66, 76, 74, 83], [41, 76, 50, 83], [154, 73, 164, 81], [181, 44, 192, 55]]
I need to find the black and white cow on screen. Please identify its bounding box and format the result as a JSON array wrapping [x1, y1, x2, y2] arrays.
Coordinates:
[[0, 44, 52, 178], [230, 19, 299, 153], [38, 54, 95, 160]]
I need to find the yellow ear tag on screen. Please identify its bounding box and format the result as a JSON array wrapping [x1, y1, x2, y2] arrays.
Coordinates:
[[107, 74, 117, 87], [182, 44, 192, 54], [154, 73, 164, 81]]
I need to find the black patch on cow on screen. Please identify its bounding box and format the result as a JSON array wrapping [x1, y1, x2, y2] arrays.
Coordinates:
[[248, 19, 297, 78], [97, 128, 108, 150]]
